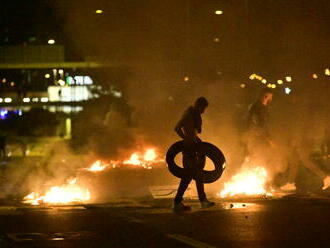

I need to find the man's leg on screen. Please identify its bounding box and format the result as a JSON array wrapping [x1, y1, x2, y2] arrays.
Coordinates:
[[174, 176, 193, 204], [173, 145, 194, 211], [194, 154, 215, 207]]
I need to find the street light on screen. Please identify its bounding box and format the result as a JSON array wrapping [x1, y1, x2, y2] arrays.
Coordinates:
[[285, 87, 292, 95], [48, 39, 55, 45], [96, 10, 103, 14], [325, 68, 330, 76], [285, 76, 292, 82], [215, 10, 223, 15]]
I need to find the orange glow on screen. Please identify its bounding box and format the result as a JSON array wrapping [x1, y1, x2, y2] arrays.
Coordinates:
[[123, 148, 162, 169], [23, 178, 90, 205], [219, 167, 271, 198], [86, 160, 110, 172]]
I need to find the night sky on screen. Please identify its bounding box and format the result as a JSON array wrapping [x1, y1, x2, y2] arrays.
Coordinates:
[[1, 0, 330, 81]]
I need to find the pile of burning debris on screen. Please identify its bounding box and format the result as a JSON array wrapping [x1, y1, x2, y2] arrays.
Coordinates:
[[22, 146, 290, 206], [23, 148, 164, 205]]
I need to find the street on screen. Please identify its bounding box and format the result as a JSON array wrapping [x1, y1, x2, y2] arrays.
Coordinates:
[[1, 196, 330, 247]]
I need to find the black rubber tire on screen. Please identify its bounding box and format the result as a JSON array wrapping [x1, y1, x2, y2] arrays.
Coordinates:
[[166, 141, 226, 183]]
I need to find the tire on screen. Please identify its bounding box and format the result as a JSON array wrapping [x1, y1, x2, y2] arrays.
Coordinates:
[[166, 141, 226, 183]]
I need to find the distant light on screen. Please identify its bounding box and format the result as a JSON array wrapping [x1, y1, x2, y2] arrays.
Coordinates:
[[45, 74, 51, 79], [74, 76, 93, 85], [0, 98, 3, 103], [277, 79, 283, 85], [10, 82, 15, 87], [32, 98, 39, 102], [58, 79, 66, 86], [66, 76, 75, 85], [112, 91, 122, 98], [285, 87, 292, 95], [215, 10, 223, 15], [59, 69, 64, 74], [267, 83, 272, 88], [213, 37, 220, 43], [41, 97, 49, 102], [312, 73, 318, 79], [325, 68, 330, 76], [184, 76, 190, 82], [48, 39, 55, 45], [0, 110, 8, 119], [23, 98, 30, 103], [271, 84, 276, 89], [95, 9, 103, 14], [2, 78, 6, 83], [261, 79, 267, 84], [285, 76, 292, 82], [240, 83, 246, 88], [4, 98, 12, 103], [249, 74, 256, 80]]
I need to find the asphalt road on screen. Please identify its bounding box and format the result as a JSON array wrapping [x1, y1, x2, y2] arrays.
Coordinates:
[[1, 196, 330, 247]]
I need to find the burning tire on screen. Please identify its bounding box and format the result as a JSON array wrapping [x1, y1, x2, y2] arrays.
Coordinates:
[[166, 141, 226, 183]]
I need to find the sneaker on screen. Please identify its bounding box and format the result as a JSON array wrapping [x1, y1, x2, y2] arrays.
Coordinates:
[[201, 200, 216, 208], [173, 202, 191, 212]]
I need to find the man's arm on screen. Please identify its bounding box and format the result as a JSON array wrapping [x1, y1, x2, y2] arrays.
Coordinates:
[[174, 119, 186, 139]]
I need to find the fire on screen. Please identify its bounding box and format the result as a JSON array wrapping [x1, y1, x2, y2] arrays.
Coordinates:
[[23, 178, 90, 205], [124, 153, 141, 166], [23, 147, 163, 205], [86, 160, 111, 172], [123, 148, 162, 169], [219, 167, 271, 198], [144, 149, 157, 161]]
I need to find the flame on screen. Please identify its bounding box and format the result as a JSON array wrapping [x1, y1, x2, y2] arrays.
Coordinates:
[[144, 149, 157, 161], [219, 167, 271, 198], [86, 160, 110, 172], [23, 178, 90, 205], [23, 147, 163, 205], [124, 153, 141, 166], [123, 148, 162, 169]]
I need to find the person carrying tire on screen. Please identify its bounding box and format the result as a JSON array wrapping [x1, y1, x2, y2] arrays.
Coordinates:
[[173, 96, 215, 211]]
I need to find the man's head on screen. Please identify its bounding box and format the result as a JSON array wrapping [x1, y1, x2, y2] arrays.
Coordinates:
[[194, 97, 209, 113], [259, 88, 273, 106]]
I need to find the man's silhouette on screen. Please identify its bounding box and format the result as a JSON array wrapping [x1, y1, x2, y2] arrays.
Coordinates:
[[173, 97, 215, 211]]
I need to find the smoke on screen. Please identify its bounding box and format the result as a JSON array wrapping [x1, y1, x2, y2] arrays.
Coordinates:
[[1, 1, 329, 202]]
